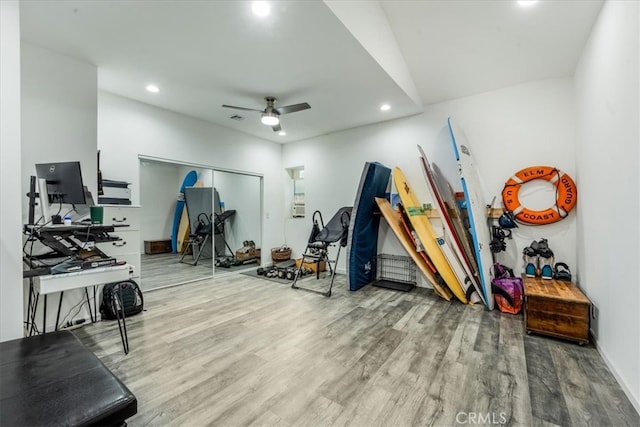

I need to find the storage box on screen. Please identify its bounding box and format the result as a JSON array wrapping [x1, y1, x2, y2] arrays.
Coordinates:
[[144, 239, 172, 255], [524, 276, 591, 344], [295, 258, 326, 273], [236, 248, 261, 260]]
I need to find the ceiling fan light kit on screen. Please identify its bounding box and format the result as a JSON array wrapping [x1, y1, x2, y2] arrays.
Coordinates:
[[261, 112, 279, 126], [223, 96, 311, 133]]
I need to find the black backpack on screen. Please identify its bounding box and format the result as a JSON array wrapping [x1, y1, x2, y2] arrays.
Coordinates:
[[100, 280, 144, 320]]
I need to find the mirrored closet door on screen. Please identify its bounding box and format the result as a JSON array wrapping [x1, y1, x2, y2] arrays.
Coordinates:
[[138, 158, 262, 291]]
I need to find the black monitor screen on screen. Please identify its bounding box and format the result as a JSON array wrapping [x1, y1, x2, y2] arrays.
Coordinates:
[[35, 161, 86, 205]]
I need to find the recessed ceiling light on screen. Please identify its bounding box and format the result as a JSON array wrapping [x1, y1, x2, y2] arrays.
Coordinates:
[[145, 84, 159, 93], [380, 104, 391, 111], [278, 131, 286, 136], [252, 1, 270, 17], [517, 0, 538, 7]]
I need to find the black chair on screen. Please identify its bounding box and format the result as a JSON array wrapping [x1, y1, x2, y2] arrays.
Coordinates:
[[180, 213, 212, 266], [291, 206, 352, 297]]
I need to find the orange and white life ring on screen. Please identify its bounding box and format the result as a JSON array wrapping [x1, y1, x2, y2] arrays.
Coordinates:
[[501, 166, 577, 225]]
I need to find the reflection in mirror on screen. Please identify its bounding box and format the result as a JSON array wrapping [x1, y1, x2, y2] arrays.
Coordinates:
[[139, 159, 213, 290], [212, 171, 262, 275], [138, 158, 263, 291]]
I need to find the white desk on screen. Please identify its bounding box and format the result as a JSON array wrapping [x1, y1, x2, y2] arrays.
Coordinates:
[[27, 264, 132, 336], [35, 264, 131, 295]]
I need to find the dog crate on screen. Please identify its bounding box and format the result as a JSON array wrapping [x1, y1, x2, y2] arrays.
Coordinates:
[[373, 254, 416, 292]]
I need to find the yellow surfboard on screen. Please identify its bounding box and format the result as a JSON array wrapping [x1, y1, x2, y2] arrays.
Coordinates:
[[177, 180, 204, 253], [393, 167, 467, 303], [376, 197, 453, 301]]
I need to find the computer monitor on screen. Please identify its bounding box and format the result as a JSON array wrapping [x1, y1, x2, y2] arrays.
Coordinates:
[[35, 161, 86, 205]]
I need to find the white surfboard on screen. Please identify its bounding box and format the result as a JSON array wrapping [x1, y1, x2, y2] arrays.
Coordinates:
[[447, 118, 495, 310]]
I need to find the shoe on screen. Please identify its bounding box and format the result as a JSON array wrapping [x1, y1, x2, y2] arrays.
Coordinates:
[[537, 238, 554, 259], [523, 245, 538, 278], [540, 258, 554, 280], [553, 262, 572, 281]]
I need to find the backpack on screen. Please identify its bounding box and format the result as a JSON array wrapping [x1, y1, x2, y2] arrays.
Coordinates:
[[491, 263, 523, 315], [100, 280, 144, 320]]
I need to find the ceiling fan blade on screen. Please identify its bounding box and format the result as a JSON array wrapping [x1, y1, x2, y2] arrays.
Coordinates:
[[271, 123, 282, 132], [222, 104, 264, 113], [275, 102, 311, 115]]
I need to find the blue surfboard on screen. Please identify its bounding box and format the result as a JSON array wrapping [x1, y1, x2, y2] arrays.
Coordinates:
[[447, 118, 494, 309], [171, 170, 198, 253], [347, 162, 391, 291]]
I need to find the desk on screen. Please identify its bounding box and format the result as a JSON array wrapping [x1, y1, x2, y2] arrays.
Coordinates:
[[26, 264, 132, 352]]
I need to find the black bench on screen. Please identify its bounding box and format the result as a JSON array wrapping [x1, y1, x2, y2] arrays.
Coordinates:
[[0, 330, 137, 426]]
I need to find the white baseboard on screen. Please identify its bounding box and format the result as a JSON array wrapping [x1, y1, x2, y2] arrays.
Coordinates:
[[591, 332, 640, 416]]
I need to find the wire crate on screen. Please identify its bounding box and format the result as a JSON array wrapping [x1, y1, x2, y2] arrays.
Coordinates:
[[374, 254, 416, 292]]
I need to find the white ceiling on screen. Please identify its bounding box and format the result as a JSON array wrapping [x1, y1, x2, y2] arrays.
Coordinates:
[[19, 0, 603, 144]]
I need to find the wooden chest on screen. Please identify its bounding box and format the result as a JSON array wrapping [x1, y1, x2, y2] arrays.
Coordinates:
[[523, 276, 591, 345], [144, 239, 172, 255]]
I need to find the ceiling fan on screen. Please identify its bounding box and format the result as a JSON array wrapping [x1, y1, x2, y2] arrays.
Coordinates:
[[222, 97, 311, 132]]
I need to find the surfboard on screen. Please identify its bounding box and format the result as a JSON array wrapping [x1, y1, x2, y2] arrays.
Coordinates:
[[177, 180, 204, 253], [447, 117, 494, 309], [171, 170, 198, 253], [432, 162, 478, 270], [376, 197, 453, 301], [392, 167, 467, 303], [347, 162, 391, 291], [418, 145, 485, 305]]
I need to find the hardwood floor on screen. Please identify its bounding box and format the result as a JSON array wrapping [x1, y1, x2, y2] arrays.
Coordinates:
[[140, 253, 257, 291], [74, 274, 639, 426]]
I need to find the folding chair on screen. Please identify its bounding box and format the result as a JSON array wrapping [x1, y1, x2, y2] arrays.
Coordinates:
[[291, 206, 352, 297]]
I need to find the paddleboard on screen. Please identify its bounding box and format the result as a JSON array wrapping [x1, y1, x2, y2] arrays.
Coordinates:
[[376, 197, 453, 301], [418, 145, 485, 304], [347, 162, 391, 291], [171, 170, 198, 253], [177, 180, 204, 253], [392, 167, 467, 303], [447, 117, 494, 309]]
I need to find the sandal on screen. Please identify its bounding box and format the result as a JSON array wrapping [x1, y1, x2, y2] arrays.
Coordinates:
[[553, 262, 572, 281]]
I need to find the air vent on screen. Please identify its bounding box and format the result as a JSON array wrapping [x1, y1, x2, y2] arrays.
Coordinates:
[[229, 114, 245, 121]]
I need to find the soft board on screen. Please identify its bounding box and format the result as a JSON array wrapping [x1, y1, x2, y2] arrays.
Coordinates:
[[418, 145, 485, 305], [447, 117, 494, 309], [376, 197, 452, 301], [347, 162, 391, 291], [392, 167, 467, 303], [171, 170, 198, 253]]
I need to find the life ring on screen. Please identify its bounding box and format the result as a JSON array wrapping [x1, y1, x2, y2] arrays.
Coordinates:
[[501, 166, 577, 225]]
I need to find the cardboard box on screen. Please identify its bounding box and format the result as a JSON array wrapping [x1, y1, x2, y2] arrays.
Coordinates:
[[295, 258, 326, 273]]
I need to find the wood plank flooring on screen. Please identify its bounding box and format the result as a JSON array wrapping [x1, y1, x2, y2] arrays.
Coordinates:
[[74, 274, 639, 426]]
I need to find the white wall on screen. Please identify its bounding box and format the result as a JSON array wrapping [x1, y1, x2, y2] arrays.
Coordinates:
[[214, 171, 262, 253], [0, 1, 23, 341], [98, 91, 283, 264], [574, 0, 639, 411], [139, 159, 181, 248], [21, 43, 98, 208], [20, 43, 99, 331], [283, 78, 576, 278]]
